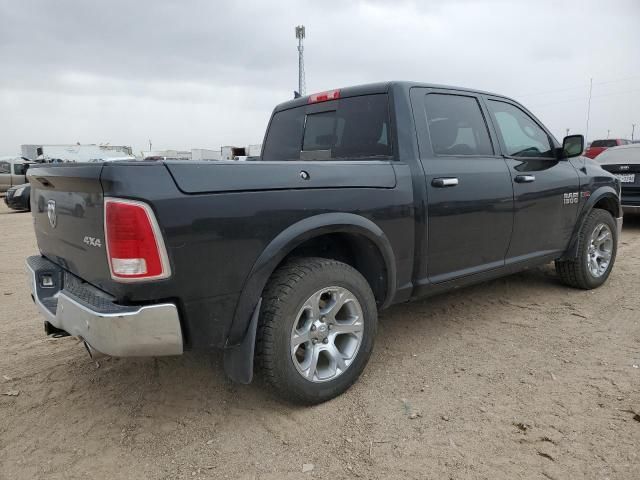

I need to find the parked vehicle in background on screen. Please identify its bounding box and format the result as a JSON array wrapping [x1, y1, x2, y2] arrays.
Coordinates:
[[25, 81, 622, 404], [597, 143, 640, 213], [4, 183, 31, 211], [584, 139, 631, 159], [0, 157, 33, 193], [21, 144, 133, 162]]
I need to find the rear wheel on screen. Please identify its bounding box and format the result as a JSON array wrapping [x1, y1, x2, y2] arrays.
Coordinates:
[[555, 209, 617, 289], [257, 257, 377, 404]]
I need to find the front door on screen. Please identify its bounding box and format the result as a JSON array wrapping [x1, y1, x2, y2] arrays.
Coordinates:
[[412, 89, 514, 284], [484, 98, 580, 262]]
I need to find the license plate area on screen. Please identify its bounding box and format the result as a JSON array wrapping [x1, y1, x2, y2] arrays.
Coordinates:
[[616, 173, 635, 183]]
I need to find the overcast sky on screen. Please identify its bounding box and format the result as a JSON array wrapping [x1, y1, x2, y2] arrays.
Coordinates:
[[1, 0, 639, 156]]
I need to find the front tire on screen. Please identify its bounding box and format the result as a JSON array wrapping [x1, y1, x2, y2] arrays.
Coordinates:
[[555, 208, 618, 289], [256, 257, 377, 404]]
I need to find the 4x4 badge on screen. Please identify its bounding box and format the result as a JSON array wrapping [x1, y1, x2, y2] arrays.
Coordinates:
[[47, 200, 57, 228]]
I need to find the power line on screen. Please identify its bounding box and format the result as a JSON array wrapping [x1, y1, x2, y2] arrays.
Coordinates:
[[526, 87, 640, 109], [585, 78, 593, 142], [513, 73, 640, 99]]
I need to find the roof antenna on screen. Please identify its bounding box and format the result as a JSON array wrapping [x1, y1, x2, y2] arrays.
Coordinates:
[[295, 25, 306, 98]]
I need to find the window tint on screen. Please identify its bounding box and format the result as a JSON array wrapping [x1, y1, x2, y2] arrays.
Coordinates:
[[303, 111, 336, 151], [487, 100, 554, 158], [591, 139, 618, 148], [424, 94, 493, 156], [14, 163, 28, 175], [262, 94, 392, 161], [0, 161, 9, 174], [261, 107, 305, 161]]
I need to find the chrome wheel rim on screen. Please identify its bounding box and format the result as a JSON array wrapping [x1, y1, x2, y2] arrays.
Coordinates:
[[290, 286, 364, 383], [587, 223, 613, 278]]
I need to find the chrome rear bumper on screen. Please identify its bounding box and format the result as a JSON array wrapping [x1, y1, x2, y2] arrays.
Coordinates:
[[26, 256, 183, 357]]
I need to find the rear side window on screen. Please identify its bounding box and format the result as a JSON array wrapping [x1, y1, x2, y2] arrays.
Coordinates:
[[262, 94, 392, 161], [0, 161, 10, 174], [591, 140, 618, 148], [424, 94, 493, 156]]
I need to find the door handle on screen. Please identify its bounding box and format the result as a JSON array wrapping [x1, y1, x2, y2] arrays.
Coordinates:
[[514, 175, 535, 183], [432, 177, 459, 188]]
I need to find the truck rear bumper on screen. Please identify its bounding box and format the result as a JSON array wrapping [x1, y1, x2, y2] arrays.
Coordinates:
[[26, 256, 183, 357]]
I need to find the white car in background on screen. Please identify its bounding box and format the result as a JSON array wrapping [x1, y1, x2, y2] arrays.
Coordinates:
[[0, 157, 33, 193], [597, 144, 640, 214]]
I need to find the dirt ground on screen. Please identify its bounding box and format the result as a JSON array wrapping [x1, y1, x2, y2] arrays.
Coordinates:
[[0, 200, 638, 480]]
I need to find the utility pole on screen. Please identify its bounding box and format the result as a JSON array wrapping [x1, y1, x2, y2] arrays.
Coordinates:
[[148, 139, 152, 151], [295, 25, 306, 97], [632, 124, 636, 141], [607, 129, 610, 139], [565, 128, 570, 137], [585, 77, 593, 143]]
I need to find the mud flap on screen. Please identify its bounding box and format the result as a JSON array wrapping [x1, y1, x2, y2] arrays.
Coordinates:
[[223, 298, 262, 384]]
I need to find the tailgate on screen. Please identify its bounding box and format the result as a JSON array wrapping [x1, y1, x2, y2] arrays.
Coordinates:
[[28, 164, 112, 292]]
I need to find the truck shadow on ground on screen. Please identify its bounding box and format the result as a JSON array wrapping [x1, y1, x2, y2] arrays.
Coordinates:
[[30, 262, 564, 415], [0, 209, 28, 215], [622, 213, 640, 230], [9, 250, 630, 471]]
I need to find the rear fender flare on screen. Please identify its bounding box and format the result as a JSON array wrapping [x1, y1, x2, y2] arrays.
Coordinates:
[[226, 213, 396, 347]]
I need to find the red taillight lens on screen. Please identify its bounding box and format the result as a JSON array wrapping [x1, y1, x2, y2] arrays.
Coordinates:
[[104, 198, 170, 281], [308, 89, 340, 104]]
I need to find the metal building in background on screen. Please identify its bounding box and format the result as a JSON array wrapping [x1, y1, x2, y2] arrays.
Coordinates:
[[295, 25, 306, 96]]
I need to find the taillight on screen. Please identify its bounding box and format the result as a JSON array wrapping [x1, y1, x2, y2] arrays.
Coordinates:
[[308, 89, 340, 104], [104, 198, 171, 281]]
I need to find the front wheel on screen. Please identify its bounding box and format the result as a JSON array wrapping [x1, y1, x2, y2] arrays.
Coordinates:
[[555, 208, 618, 289], [256, 257, 377, 404]]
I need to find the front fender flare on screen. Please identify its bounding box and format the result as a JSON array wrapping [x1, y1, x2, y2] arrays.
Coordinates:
[[561, 186, 621, 260]]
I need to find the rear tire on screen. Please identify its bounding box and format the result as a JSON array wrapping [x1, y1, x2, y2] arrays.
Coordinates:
[[256, 257, 377, 404], [555, 209, 617, 289]]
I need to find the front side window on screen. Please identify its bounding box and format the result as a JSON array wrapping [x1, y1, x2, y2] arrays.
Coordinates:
[[424, 94, 493, 156], [487, 100, 554, 158], [262, 94, 392, 161]]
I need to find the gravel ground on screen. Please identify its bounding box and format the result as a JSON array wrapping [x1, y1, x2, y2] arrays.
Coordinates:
[[0, 200, 638, 480]]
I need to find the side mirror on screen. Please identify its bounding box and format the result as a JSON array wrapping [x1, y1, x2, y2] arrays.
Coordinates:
[[562, 134, 584, 159]]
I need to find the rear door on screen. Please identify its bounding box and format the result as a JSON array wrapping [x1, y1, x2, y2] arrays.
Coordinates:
[[411, 88, 514, 283], [484, 98, 580, 262]]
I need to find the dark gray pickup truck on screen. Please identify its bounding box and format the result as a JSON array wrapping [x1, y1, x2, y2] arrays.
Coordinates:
[[26, 82, 622, 403]]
